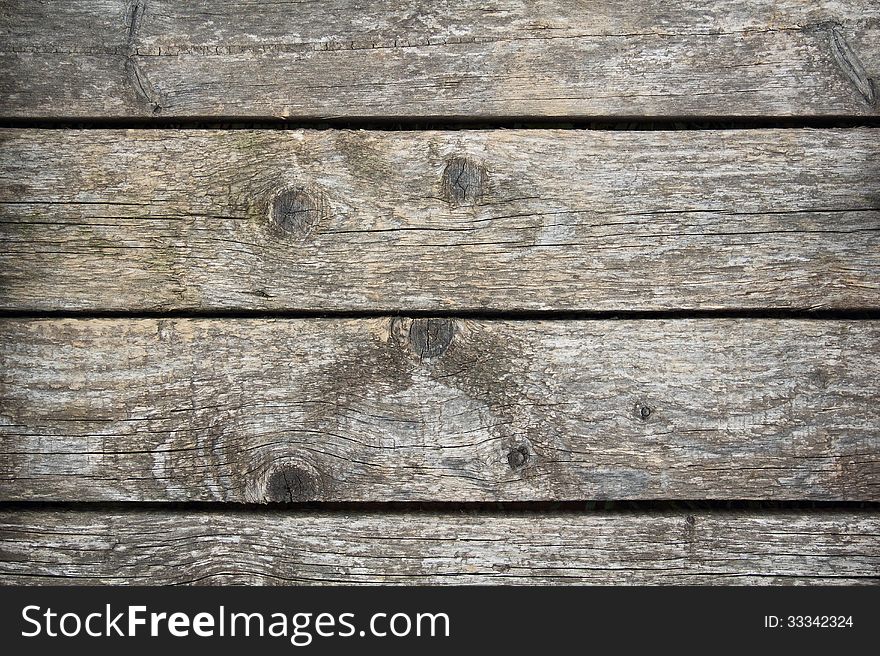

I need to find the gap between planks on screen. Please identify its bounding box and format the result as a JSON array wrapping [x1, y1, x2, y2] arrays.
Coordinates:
[[1, 500, 878, 513], [2, 309, 880, 321], [2, 117, 880, 131]]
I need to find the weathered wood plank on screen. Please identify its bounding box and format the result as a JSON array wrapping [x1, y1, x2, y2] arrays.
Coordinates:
[[1, 318, 877, 502], [1, 1, 879, 118], [1, 510, 876, 584], [2, 129, 878, 312]]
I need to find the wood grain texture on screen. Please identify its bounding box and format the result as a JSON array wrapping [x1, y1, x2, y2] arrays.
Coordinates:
[[1, 1, 879, 118], [1, 510, 876, 584], [2, 128, 878, 312], [2, 318, 877, 502]]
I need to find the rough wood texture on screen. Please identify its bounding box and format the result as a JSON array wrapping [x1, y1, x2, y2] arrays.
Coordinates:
[[1, 510, 876, 584], [1, 1, 879, 118], [2, 129, 878, 312], [2, 318, 877, 502]]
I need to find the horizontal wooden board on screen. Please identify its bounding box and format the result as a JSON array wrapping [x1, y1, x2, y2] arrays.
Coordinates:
[[2, 129, 878, 312], [1, 318, 877, 502], [1, 1, 879, 118], [1, 510, 876, 584]]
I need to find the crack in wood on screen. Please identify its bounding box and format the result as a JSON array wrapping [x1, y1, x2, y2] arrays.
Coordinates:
[[124, 0, 163, 113], [829, 24, 877, 109]]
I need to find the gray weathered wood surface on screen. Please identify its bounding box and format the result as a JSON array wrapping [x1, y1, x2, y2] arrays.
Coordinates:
[[1, 1, 879, 118], [2, 318, 877, 502], [2, 128, 878, 312], [3, 2, 878, 589], [1, 510, 876, 584]]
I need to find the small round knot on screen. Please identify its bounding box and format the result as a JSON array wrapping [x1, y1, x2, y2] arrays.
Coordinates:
[[265, 464, 322, 502], [409, 318, 455, 359], [635, 403, 653, 421], [685, 515, 696, 527], [507, 445, 530, 470], [270, 186, 325, 239], [441, 157, 487, 206]]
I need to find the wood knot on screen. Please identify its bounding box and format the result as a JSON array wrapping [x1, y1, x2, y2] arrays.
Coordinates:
[[685, 515, 696, 527], [635, 402, 653, 421], [270, 187, 326, 239], [507, 445, 531, 470], [408, 318, 455, 359], [264, 464, 323, 502], [441, 156, 487, 206]]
